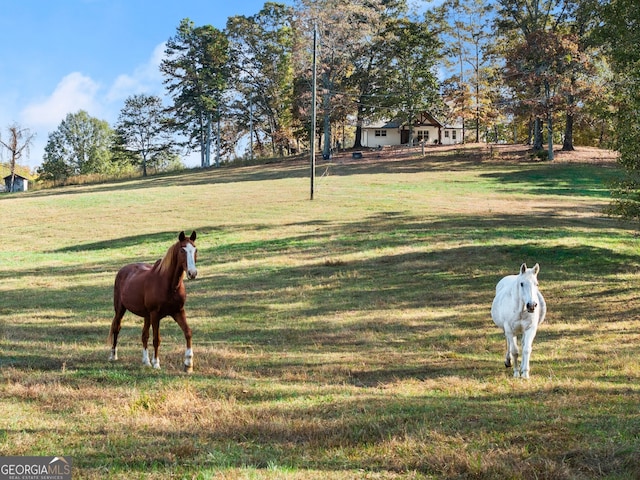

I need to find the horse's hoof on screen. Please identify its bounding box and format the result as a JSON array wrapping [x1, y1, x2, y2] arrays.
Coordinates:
[[183, 364, 193, 374], [504, 360, 511, 368]]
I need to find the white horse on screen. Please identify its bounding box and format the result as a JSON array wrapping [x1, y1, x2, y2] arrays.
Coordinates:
[[491, 263, 546, 378]]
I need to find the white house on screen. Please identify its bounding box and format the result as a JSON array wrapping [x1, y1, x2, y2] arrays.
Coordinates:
[[361, 111, 464, 148]]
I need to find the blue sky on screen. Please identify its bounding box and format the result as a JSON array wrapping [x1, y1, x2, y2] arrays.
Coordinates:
[[0, 1, 280, 169]]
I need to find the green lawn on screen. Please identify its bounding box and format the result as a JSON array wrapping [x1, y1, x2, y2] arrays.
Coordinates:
[[0, 145, 638, 479]]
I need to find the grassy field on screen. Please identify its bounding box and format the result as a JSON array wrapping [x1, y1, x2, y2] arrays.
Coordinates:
[[0, 144, 638, 479]]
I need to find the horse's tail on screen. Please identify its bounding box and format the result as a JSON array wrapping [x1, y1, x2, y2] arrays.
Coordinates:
[[107, 304, 126, 347], [108, 270, 125, 346], [538, 291, 547, 325], [107, 308, 118, 346], [107, 323, 115, 346]]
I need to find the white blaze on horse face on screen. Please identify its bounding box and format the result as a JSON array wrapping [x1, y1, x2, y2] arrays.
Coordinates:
[[183, 243, 198, 280]]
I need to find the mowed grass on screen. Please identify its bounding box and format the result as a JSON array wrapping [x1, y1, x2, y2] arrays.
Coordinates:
[[0, 145, 638, 479]]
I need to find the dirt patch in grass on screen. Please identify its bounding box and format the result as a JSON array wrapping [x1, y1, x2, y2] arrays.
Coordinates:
[[327, 143, 618, 167], [552, 145, 618, 164]]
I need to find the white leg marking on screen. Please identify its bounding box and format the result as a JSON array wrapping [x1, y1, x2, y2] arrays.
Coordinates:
[[152, 354, 160, 369], [109, 348, 118, 361], [142, 349, 151, 366], [184, 348, 193, 367]]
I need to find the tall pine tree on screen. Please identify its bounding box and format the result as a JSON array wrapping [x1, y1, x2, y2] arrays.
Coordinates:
[[161, 18, 229, 167]]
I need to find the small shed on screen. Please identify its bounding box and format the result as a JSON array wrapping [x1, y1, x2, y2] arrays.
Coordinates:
[[4, 173, 29, 192]]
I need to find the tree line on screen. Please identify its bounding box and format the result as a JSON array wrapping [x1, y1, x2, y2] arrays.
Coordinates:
[[2, 1, 638, 202]]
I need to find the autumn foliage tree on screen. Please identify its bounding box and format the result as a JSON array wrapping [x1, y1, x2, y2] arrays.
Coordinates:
[[295, 0, 416, 156], [503, 29, 583, 157], [496, 0, 600, 154], [226, 2, 296, 157]]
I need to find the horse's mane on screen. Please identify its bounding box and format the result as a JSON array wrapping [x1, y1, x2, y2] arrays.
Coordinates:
[[154, 241, 182, 277]]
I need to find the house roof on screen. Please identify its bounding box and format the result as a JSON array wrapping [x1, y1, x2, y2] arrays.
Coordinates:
[[364, 119, 402, 129], [413, 111, 443, 128], [363, 111, 462, 130], [3, 173, 29, 181]]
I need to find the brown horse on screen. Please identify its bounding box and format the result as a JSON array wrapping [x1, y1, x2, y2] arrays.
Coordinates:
[[108, 231, 198, 372]]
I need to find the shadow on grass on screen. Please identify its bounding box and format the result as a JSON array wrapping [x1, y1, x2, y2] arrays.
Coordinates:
[[48, 228, 217, 254], [481, 163, 624, 198]]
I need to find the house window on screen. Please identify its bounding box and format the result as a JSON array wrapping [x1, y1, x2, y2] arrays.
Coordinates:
[[416, 130, 429, 143], [444, 131, 450, 138], [452, 130, 457, 140], [375, 130, 387, 137]]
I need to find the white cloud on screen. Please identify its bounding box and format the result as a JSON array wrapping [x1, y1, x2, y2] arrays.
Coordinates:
[[106, 43, 166, 102], [16, 43, 168, 169], [21, 72, 101, 128]]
